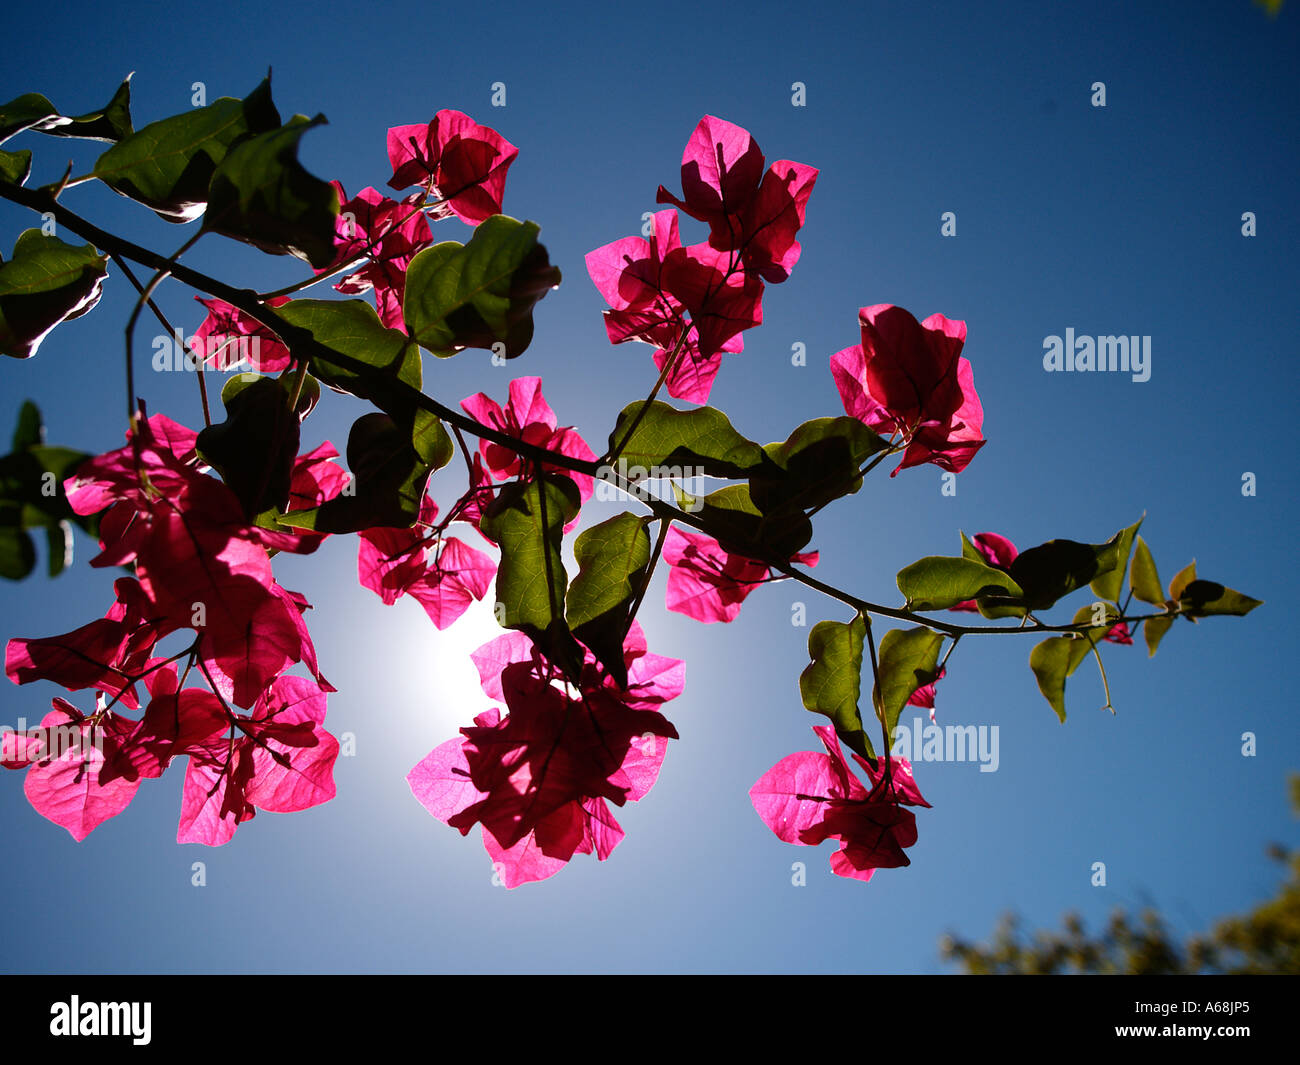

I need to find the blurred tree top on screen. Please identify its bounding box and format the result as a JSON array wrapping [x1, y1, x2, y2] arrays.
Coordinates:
[[941, 773, 1300, 974]]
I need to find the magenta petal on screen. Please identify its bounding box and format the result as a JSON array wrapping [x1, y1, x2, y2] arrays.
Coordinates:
[[506, 377, 556, 432], [664, 116, 767, 231], [656, 338, 723, 404], [357, 526, 428, 604], [749, 751, 838, 844], [244, 725, 338, 813], [120, 683, 226, 779], [177, 747, 254, 846], [408, 737, 487, 832], [471, 631, 536, 700], [811, 724, 867, 801], [579, 797, 626, 860], [831, 343, 891, 430], [2, 727, 45, 769], [734, 159, 818, 283], [858, 754, 931, 808], [612, 731, 670, 802], [406, 537, 495, 630], [971, 532, 1018, 569], [481, 823, 570, 888], [585, 236, 650, 309], [23, 708, 140, 841], [662, 526, 770, 623], [385, 122, 433, 189]]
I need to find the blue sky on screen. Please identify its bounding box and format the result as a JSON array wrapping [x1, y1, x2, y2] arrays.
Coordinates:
[[0, 0, 1296, 973]]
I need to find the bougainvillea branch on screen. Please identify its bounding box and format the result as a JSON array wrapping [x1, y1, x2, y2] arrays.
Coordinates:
[[0, 77, 1260, 887]]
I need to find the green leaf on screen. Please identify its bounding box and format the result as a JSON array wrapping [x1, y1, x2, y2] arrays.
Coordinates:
[[0, 404, 95, 580], [956, 532, 1028, 618], [0, 78, 132, 146], [959, 532, 984, 564], [45, 521, 71, 577], [480, 475, 584, 678], [694, 483, 813, 563], [0, 148, 32, 185], [411, 408, 453, 470], [1028, 605, 1116, 721], [278, 412, 439, 534], [1029, 636, 1090, 723], [203, 114, 339, 268], [12, 400, 42, 450], [1144, 614, 1174, 657], [1007, 534, 1126, 611], [12, 446, 94, 531], [1129, 535, 1164, 605], [606, 401, 768, 478], [800, 615, 874, 760], [750, 416, 887, 515], [0, 444, 94, 530], [0, 94, 60, 144], [274, 298, 452, 506], [403, 215, 561, 358], [220, 369, 323, 416], [277, 298, 421, 416], [92, 76, 279, 222], [1134, 549, 1191, 658], [0, 521, 36, 580], [897, 555, 1024, 612], [0, 230, 109, 359], [196, 375, 299, 518], [1089, 516, 1143, 603], [1177, 580, 1263, 618], [1168, 560, 1197, 601], [566, 512, 652, 688], [872, 626, 944, 739], [52, 76, 133, 143]]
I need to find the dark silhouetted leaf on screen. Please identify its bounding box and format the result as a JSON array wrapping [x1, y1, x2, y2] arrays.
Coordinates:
[[92, 76, 279, 222], [1178, 580, 1262, 618], [0, 230, 108, 359], [204, 114, 339, 268], [196, 375, 300, 518], [750, 416, 887, 515]]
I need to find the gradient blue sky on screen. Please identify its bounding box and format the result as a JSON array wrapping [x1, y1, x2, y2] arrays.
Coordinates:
[[1, 0, 1296, 974]]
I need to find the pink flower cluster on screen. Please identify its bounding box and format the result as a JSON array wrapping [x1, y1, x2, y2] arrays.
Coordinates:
[[586, 116, 817, 403], [4, 413, 344, 843]]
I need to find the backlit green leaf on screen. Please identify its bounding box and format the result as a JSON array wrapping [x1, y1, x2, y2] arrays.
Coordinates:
[[566, 512, 651, 687], [606, 401, 767, 479], [404, 215, 560, 358], [481, 475, 584, 679], [897, 555, 1024, 612], [873, 626, 944, 739], [800, 614, 874, 759]]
